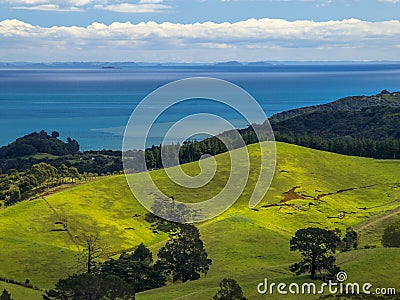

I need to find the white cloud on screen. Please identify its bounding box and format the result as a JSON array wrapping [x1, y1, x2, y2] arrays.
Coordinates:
[[1, 0, 48, 4], [378, 0, 400, 3], [4, 0, 93, 5], [13, 4, 84, 11], [219, 0, 333, 2], [0, 18, 399, 61], [2, 0, 171, 12], [3, 0, 95, 6], [4, 0, 95, 11], [139, 0, 165, 3], [94, 2, 171, 13]]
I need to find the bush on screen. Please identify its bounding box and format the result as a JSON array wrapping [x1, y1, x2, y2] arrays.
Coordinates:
[[213, 278, 247, 300], [382, 220, 400, 248], [0, 289, 13, 300]]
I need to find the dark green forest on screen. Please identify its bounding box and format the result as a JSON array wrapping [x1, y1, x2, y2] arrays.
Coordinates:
[[0, 130, 79, 158]]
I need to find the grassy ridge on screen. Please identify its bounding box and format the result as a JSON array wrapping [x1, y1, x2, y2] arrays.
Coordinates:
[[0, 142, 399, 299], [0, 282, 42, 300]]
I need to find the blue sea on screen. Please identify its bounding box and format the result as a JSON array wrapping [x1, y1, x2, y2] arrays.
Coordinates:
[[1, 64, 399, 150]]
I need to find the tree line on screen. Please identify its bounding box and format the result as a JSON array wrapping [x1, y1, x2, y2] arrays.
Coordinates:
[[0, 150, 122, 176], [0, 162, 88, 206], [275, 132, 400, 159], [2, 116, 399, 177], [138, 127, 399, 172]]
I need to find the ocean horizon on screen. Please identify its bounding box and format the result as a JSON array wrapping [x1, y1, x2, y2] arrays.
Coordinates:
[[1, 64, 399, 151]]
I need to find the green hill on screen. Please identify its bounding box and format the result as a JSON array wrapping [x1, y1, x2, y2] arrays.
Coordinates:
[[0, 130, 79, 159], [0, 142, 399, 299], [269, 90, 400, 123], [272, 106, 400, 140], [266, 90, 400, 159]]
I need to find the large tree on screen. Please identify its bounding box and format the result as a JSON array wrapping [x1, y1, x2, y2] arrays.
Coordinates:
[[290, 227, 341, 280], [213, 278, 247, 300], [157, 224, 212, 283], [100, 243, 165, 293]]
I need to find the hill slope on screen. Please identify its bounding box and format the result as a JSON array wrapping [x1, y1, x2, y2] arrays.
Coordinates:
[[0, 142, 399, 299], [269, 90, 400, 123], [272, 106, 400, 140]]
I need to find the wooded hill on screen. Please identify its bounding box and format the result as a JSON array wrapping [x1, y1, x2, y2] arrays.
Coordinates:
[[269, 90, 400, 123], [270, 90, 400, 159], [0, 130, 79, 159]]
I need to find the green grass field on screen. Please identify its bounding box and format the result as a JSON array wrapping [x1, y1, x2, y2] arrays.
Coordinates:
[[0, 282, 42, 300], [0, 142, 399, 299]]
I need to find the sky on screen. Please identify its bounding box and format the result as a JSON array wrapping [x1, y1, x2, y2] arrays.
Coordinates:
[[0, 0, 399, 62]]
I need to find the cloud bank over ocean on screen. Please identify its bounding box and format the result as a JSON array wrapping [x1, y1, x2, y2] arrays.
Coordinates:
[[1, 18, 399, 62]]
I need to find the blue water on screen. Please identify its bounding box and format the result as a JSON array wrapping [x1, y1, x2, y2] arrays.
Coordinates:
[[1, 65, 399, 150]]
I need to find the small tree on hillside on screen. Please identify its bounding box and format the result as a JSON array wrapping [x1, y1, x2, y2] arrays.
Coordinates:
[[0, 289, 12, 300], [213, 278, 247, 300], [157, 223, 212, 283], [78, 234, 108, 274], [382, 221, 400, 248], [290, 227, 341, 280], [342, 227, 358, 251], [151, 197, 195, 225]]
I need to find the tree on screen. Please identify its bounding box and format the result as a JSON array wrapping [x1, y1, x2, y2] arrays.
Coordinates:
[[147, 197, 195, 232], [382, 221, 400, 248], [79, 234, 108, 274], [51, 131, 60, 138], [131, 243, 152, 264], [68, 166, 80, 183], [29, 162, 57, 186], [66, 137, 80, 154], [290, 227, 341, 280], [157, 224, 212, 283], [7, 185, 21, 205], [59, 164, 69, 183], [0, 289, 12, 300], [213, 278, 247, 300], [342, 227, 358, 251], [39, 129, 48, 139], [43, 273, 102, 300], [18, 174, 38, 198], [100, 243, 165, 293], [42, 273, 135, 300], [101, 275, 135, 300]]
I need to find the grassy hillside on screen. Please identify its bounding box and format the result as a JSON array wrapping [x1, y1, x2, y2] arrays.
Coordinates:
[[0, 142, 399, 299], [0, 282, 42, 300]]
